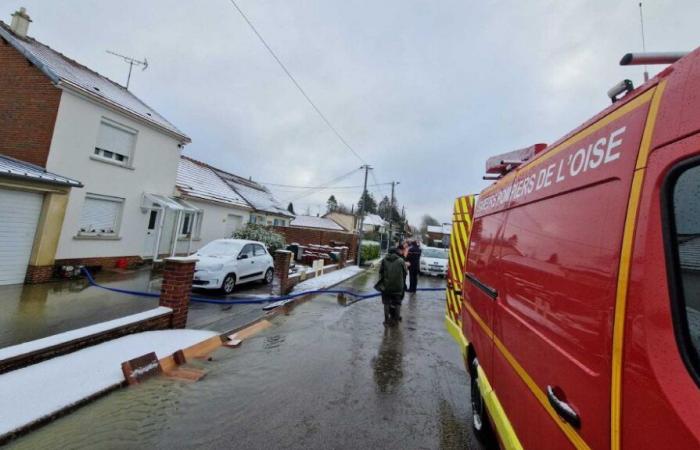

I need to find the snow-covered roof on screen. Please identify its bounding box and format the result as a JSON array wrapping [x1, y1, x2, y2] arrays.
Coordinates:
[[291, 215, 345, 231], [0, 154, 82, 187], [363, 214, 387, 227], [214, 169, 294, 218], [0, 22, 189, 142], [427, 224, 451, 235], [176, 157, 249, 209]]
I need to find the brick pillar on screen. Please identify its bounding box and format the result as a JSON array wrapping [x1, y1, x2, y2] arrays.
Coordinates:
[[159, 257, 197, 329], [273, 250, 293, 295]]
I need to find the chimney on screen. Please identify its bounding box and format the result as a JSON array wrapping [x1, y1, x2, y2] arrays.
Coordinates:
[[10, 7, 31, 38]]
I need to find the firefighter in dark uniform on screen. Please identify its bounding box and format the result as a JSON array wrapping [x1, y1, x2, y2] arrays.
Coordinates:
[[376, 247, 408, 326], [406, 240, 422, 292]]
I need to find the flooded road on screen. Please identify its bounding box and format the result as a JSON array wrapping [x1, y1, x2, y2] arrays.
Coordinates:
[[8, 271, 487, 450]]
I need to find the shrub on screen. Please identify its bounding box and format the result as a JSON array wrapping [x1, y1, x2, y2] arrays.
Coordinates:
[[233, 223, 286, 252], [360, 240, 381, 263]]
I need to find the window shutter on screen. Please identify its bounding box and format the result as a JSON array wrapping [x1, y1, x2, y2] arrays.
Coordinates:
[[96, 121, 135, 156], [79, 196, 122, 233]]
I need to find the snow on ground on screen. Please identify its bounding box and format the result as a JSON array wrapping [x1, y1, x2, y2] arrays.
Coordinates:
[[0, 307, 172, 360], [0, 328, 217, 438], [290, 265, 365, 294]]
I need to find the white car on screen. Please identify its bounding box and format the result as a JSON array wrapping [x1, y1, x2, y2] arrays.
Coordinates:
[[191, 239, 274, 294], [419, 247, 449, 277]]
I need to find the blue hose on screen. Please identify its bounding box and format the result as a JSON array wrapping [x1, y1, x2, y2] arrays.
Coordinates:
[[80, 267, 444, 306]]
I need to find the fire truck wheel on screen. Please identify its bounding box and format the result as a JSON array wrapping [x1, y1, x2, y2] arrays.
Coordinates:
[[471, 360, 495, 443]]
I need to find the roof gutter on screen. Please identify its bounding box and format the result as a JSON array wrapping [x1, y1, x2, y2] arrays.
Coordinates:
[[0, 171, 83, 188]]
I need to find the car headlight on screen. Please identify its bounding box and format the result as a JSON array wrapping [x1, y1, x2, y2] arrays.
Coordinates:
[[201, 263, 223, 272]]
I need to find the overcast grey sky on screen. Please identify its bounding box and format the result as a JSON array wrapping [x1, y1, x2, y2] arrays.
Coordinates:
[[11, 1, 700, 224]]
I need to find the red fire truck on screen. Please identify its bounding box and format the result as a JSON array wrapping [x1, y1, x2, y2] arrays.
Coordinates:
[[446, 50, 700, 449]]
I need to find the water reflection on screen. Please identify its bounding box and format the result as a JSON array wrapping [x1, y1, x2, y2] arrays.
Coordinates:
[[0, 268, 160, 348], [372, 326, 404, 394]]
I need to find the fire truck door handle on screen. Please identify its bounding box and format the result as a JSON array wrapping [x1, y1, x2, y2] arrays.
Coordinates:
[[546, 386, 581, 429], [465, 272, 498, 299]]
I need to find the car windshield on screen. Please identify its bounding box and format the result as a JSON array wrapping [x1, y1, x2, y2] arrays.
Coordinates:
[[422, 248, 448, 259], [196, 241, 242, 257]]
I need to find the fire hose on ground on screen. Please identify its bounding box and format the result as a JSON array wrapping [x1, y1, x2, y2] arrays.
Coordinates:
[[81, 267, 444, 308]]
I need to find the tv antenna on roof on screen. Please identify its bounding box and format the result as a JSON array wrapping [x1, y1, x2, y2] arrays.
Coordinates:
[[638, 2, 649, 82], [106, 50, 148, 89]]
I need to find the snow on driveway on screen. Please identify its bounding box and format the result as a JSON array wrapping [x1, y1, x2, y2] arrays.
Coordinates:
[[0, 329, 217, 438], [290, 265, 365, 294]]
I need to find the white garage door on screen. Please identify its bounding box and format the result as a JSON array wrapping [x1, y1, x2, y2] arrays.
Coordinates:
[[0, 188, 43, 285]]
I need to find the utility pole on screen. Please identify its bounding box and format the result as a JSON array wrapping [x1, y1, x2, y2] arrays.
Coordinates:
[[388, 181, 400, 245], [356, 165, 372, 266], [106, 50, 148, 89]]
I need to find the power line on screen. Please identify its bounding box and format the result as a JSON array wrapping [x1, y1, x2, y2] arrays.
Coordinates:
[[260, 181, 392, 189], [285, 167, 363, 202], [227, 0, 367, 164]]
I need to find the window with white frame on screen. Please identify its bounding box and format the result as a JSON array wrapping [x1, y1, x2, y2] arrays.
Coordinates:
[[93, 118, 137, 166], [180, 211, 202, 238], [273, 218, 285, 226], [78, 194, 124, 236]]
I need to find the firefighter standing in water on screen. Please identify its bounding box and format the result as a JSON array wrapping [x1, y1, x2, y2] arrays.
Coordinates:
[[406, 240, 421, 292], [375, 247, 408, 326]]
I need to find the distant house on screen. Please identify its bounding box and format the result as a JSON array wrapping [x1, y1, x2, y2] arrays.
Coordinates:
[[324, 211, 358, 233], [426, 224, 451, 248], [174, 156, 293, 252], [213, 168, 294, 226], [0, 8, 191, 279], [175, 156, 252, 253], [290, 215, 346, 232], [0, 155, 82, 284], [362, 214, 388, 233]]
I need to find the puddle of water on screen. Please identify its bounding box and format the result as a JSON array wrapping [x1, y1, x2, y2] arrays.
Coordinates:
[[7, 274, 483, 450]]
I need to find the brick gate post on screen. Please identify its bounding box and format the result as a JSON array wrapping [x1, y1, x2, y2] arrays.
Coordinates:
[[159, 257, 197, 329], [273, 250, 293, 295]]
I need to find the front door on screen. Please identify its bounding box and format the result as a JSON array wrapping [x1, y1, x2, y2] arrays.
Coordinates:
[[142, 209, 161, 258]]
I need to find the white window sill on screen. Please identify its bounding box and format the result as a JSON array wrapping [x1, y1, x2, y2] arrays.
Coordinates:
[[178, 236, 201, 241], [74, 234, 122, 241], [89, 155, 134, 170]]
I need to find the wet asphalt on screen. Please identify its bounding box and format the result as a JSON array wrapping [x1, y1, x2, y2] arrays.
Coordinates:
[[7, 271, 488, 450]]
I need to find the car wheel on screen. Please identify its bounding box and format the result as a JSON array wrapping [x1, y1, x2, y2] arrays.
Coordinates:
[[471, 359, 495, 443], [222, 274, 236, 295], [263, 268, 274, 284]]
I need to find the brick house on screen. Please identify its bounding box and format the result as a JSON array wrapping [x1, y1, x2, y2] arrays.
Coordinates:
[[0, 8, 191, 280]]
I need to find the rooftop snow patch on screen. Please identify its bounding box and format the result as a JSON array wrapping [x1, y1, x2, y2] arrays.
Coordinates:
[[0, 329, 217, 439], [0, 21, 188, 141]]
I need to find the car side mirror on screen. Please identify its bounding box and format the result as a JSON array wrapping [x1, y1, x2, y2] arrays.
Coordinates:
[[238, 254, 249, 260]]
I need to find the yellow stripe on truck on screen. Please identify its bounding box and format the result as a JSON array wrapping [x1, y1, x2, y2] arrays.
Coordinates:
[[610, 80, 667, 450]]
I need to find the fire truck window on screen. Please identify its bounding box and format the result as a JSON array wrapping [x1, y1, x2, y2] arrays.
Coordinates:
[[671, 164, 700, 362]]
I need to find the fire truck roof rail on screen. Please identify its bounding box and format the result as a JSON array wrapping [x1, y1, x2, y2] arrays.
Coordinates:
[[620, 52, 688, 66]]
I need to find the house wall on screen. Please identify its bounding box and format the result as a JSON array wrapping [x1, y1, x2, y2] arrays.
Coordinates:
[[174, 197, 251, 254], [0, 39, 61, 167], [46, 90, 184, 262], [324, 212, 356, 232]]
